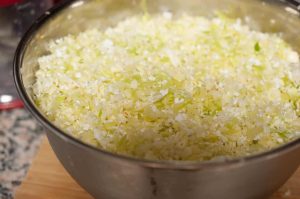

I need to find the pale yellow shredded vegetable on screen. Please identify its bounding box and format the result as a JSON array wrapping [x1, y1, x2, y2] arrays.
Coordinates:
[[33, 13, 300, 161]]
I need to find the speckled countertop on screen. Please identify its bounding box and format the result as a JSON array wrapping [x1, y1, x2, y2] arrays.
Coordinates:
[[0, 109, 44, 199]]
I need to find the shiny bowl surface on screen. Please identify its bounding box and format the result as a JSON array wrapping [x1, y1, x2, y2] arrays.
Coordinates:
[[14, 0, 300, 198]]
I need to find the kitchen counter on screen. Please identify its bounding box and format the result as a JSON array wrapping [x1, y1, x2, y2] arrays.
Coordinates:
[[0, 109, 44, 199]]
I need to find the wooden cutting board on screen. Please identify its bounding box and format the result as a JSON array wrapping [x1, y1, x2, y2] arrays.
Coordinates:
[[15, 137, 300, 199]]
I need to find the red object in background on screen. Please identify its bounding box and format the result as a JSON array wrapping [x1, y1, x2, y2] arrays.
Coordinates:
[[0, 100, 24, 110], [0, 0, 23, 7]]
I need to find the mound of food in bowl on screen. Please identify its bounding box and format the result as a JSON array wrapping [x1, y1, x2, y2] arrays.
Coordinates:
[[33, 13, 300, 161]]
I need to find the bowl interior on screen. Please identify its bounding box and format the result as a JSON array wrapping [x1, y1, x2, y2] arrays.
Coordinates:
[[18, 0, 300, 156]]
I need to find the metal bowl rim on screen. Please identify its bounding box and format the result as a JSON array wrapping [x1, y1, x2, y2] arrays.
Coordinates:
[[13, 0, 300, 170]]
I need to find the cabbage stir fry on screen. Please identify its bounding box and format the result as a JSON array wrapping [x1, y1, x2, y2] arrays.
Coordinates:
[[33, 13, 300, 161]]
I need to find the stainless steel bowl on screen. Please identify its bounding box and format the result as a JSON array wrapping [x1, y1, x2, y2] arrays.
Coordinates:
[[14, 0, 300, 198]]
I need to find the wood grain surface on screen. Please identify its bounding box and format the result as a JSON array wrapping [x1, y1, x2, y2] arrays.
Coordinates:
[[15, 138, 300, 199]]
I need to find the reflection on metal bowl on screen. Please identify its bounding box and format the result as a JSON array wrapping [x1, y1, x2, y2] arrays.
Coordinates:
[[14, 0, 300, 199]]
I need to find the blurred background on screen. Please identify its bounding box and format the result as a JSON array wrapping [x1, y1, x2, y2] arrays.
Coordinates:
[[0, 0, 61, 110], [0, 1, 61, 198]]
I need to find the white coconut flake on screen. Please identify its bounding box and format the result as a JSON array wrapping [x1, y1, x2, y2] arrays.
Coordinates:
[[163, 11, 173, 19], [287, 51, 299, 63], [174, 98, 184, 104], [160, 89, 169, 96]]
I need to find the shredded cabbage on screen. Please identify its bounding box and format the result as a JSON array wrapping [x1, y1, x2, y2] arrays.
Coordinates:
[[33, 13, 300, 161]]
